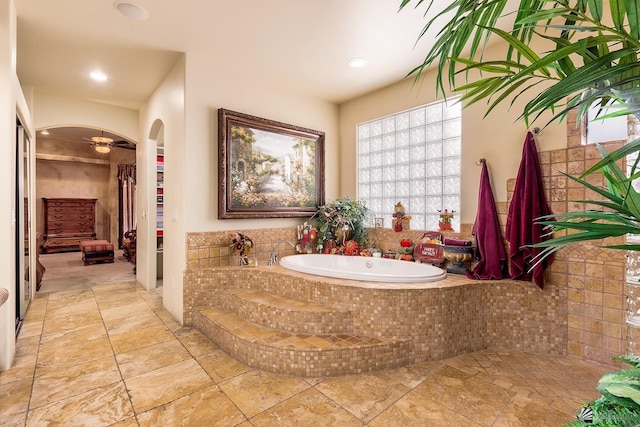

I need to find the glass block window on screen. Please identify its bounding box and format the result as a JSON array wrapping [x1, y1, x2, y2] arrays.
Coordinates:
[[357, 98, 461, 231], [587, 102, 628, 144]]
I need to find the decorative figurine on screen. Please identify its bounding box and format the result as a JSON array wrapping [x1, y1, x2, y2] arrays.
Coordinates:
[[323, 239, 338, 254], [296, 222, 317, 254], [413, 231, 445, 264], [438, 209, 455, 231], [229, 231, 254, 265], [395, 239, 414, 261], [392, 202, 412, 232]]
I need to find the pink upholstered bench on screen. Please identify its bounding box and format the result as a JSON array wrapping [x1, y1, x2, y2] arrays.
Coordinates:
[[79, 240, 115, 266]]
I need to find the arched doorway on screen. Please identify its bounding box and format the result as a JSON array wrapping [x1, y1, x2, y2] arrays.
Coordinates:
[[34, 126, 137, 292]]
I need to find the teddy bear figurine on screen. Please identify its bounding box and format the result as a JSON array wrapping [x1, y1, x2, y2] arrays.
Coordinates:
[[395, 239, 414, 261]]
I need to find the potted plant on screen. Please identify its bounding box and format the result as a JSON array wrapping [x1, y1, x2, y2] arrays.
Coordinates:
[[312, 197, 371, 252], [398, 0, 640, 424]]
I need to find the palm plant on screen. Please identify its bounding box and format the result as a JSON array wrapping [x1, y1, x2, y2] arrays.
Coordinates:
[[398, 1, 640, 424], [399, 0, 640, 261]]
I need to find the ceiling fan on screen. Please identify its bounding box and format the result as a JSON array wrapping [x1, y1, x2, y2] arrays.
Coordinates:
[[83, 131, 135, 153]]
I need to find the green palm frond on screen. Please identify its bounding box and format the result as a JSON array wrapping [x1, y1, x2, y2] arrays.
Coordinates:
[[400, 2, 640, 425], [401, 0, 640, 265], [399, 0, 640, 124]]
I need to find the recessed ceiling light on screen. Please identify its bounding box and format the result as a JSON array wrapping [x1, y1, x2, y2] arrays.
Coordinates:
[[348, 57, 368, 68], [40, 129, 50, 136], [90, 70, 108, 82], [115, 2, 149, 20]]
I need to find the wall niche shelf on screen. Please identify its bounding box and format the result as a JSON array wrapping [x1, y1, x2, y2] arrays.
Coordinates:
[[157, 147, 164, 279]]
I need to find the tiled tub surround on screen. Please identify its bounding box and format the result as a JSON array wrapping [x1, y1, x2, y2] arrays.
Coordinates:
[[185, 111, 631, 370], [187, 229, 299, 269], [185, 266, 566, 377]]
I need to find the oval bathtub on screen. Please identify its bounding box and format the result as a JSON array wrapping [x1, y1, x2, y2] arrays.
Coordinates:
[[279, 254, 446, 283]]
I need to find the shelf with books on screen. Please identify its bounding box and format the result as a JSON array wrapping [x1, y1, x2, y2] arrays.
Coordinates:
[[157, 149, 164, 252]]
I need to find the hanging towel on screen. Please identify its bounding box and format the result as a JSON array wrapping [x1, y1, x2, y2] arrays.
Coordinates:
[[466, 161, 507, 280], [505, 131, 554, 289]]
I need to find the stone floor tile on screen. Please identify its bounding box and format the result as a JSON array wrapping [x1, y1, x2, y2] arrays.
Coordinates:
[[314, 372, 410, 423], [35, 336, 113, 376], [217, 370, 310, 418], [116, 339, 192, 379], [107, 417, 139, 427], [493, 394, 574, 426], [41, 310, 103, 336], [251, 388, 362, 427], [99, 300, 156, 322], [14, 335, 39, 357], [109, 324, 175, 354], [380, 360, 443, 388], [30, 356, 120, 409], [137, 384, 247, 427], [175, 328, 220, 357], [24, 301, 47, 322], [368, 390, 480, 427], [156, 310, 183, 331], [0, 352, 36, 386], [0, 377, 32, 418], [46, 288, 95, 308], [124, 358, 213, 413], [414, 365, 515, 427], [1, 410, 27, 427], [94, 292, 147, 311], [44, 299, 99, 319], [26, 381, 134, 426], [104, 311, 164, 336], [16, 320, 43, 340], [38, 322, 107, 350], [196, 348, 250, 382]]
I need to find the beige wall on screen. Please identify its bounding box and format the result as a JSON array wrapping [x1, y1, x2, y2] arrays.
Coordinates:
[[36, 159, 110, 240], [0, 0, 19, 371], [34, 143, 135, 246], [338, 41, 568, 224], [140, 56, 186, 320], [31, 93, 139, 142], [183, 53, 340, 232], [139, 53, 340, 323]]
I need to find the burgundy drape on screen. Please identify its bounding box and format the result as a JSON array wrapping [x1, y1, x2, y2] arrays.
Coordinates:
[[505, 132, 553, 289], [466, 160, 507, 280]]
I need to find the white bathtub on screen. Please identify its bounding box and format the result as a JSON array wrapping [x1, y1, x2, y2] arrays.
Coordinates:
[[279, 254, 446, 283]]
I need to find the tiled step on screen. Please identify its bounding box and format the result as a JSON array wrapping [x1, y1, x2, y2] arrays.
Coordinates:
[[220, 288, 352, 334], [193, 306, 413, 377]]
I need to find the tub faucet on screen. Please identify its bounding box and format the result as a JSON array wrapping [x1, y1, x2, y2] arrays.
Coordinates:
[[268, 241, 295, 265]]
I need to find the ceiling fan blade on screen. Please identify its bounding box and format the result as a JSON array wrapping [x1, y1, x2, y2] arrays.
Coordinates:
[[113, 140, 136, 150]]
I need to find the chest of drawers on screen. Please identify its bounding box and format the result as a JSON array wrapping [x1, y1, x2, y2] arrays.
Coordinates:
[[42, 198, 97, 253]]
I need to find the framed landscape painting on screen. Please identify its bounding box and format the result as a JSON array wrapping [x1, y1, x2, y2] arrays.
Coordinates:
[[218, 108, 325, 219]]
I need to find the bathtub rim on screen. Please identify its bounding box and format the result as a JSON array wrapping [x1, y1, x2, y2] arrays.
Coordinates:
[[278, 254, 447, 285]]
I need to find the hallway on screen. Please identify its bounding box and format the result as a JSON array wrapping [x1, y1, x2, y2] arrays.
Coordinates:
[[1, 277, 613, 426]]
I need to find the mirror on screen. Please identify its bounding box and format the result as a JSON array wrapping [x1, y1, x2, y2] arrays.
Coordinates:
[[16, 121, 31, 326]]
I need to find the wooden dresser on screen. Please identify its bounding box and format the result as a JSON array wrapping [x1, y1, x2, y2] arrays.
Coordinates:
[[42, 198, 97, 253]]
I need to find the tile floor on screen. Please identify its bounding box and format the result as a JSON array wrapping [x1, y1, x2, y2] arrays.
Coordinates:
[[1, 257, 617, 426]]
